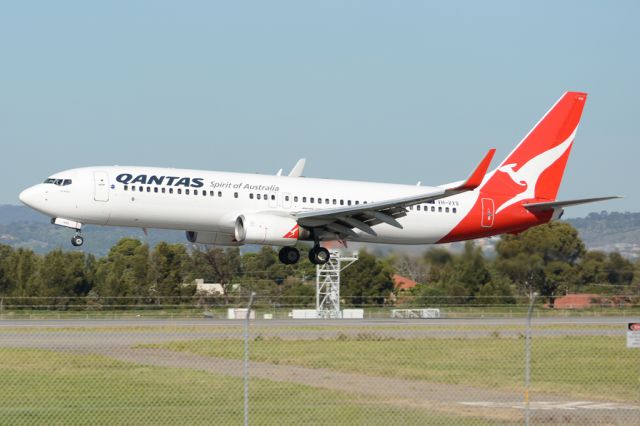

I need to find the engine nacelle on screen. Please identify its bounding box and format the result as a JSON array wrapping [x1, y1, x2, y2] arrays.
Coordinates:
[[234, 213, 307, 246], [185, 231, 242, 246]]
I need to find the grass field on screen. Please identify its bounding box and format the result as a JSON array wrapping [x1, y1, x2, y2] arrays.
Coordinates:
[[0, 348, 509, 426], [151, 333, 639, 402], [1, 304, 639, 320]]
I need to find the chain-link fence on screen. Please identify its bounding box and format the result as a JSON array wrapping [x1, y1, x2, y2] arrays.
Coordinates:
[[1, 296, 639, 425]]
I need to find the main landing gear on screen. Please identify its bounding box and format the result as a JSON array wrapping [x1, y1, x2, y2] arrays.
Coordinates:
[[278, 246, 300, 265], [308, 246, 330, 265], [71, 232, 84, 247], [278, 245, 331, 265]]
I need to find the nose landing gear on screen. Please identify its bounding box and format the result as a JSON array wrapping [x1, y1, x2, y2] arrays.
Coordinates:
[[71, 233, 84, 247]]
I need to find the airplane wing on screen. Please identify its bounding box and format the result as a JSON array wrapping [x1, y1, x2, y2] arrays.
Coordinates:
[[523, 196, 622, 212], [294, 149, 496, 237]]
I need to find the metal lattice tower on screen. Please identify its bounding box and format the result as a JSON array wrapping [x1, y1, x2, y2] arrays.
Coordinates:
[[316, 250, 358, 318]]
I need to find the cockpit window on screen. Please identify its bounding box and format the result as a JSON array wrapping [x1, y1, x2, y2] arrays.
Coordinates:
[[43, 178, 72, 186]]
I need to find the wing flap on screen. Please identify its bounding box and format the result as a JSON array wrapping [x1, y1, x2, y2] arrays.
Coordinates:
[[296, 149, 495, 233]]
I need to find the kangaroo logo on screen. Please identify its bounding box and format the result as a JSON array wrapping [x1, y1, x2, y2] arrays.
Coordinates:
[[495, 129, 576, 214], [283, 224, 299, 239]]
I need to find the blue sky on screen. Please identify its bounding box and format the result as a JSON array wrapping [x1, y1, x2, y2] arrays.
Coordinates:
[[1, 1, 638, 217]]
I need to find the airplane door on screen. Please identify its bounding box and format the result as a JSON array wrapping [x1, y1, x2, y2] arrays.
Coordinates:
[[94, 172, 109, 202], [481, 198, 494, 228]]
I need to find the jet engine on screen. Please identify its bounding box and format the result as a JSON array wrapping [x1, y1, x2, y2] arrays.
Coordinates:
[[234, 213, 309, 246], [185, 231, 242, 246]]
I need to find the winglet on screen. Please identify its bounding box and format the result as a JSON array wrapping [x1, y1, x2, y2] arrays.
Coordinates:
[[288, 158, 306, 177], [454, 149, 496, 191]]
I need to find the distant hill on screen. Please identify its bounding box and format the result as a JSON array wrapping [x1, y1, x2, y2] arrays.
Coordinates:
[[1, 205, 639, 259], [0, 205, 186, 257], [565, 211, 640, 259]]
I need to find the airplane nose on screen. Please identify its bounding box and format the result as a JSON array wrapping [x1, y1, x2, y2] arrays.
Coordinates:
[[19, 186, 39, 207]]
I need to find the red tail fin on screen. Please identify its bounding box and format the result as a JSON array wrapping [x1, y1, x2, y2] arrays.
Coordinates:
[[439, 92, 588, 243], [485, 92, 587, 213]]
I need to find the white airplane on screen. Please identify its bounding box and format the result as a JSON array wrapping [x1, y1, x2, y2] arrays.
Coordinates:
[[19, 92, 619, 265]]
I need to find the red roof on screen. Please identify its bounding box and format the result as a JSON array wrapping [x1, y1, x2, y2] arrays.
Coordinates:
[[555, 294, 600, 309], [393, 274, 418, 291]]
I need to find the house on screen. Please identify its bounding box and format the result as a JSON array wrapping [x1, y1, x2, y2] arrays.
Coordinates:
[[393, 274, 418, 291]]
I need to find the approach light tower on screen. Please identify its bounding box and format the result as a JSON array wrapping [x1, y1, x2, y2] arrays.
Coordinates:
[[316, 250, 358, 318]]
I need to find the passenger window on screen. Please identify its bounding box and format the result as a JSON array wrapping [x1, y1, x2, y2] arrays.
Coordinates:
[[417, 205, 421, 211], [250, 193, 254, 199], [147, 187, 151, 192], [348, 200, 352, 206], [162, 188, 166, 194], [355, 201, 359, 205], [271, 195, 275, 200], [139, 186, 143, 192], [257, 194, 261, 200], [234, 192, 238, 198], [218, 191, 222, 197], [185, 189, 190, 195], [446, 207, 450, 213], [302, 197, 307, 203], [431, 206, 435, 212], [438, 207, 442, 212], [169, 188, 174, 194], [124, 185, 128, 191], [310, 197, 315, 203], [178, 189, 182, 194], [340, 200, 344, 205], [264, 194, 267, 200], [210, 191, 214, 196], [294, 196, 298, 202], [325, 198, 329, 204], [194, 189, 198, 195], [285, 195, 290, 202], [154, 187, 158, 193], [318, 198, 322, 204], [453, 207, 457, 213], [202, 191, 206, 196]]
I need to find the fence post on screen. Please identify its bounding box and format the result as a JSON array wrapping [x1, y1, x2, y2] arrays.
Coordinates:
[[525, 292, 537, 426], [244, 292, 255, 426]]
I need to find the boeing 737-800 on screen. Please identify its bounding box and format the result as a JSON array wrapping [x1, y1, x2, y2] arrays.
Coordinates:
[[19, 92, 619, 265]]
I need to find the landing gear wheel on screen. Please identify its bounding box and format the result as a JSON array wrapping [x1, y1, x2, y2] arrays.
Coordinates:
[[71, 235, 84, 247], [278, 247, 300, 265], [308, 246, 330, 265]]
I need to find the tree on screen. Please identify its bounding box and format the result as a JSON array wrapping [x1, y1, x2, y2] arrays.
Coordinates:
[[0, 244, 15, 296], [341, 250, 394, 306], [390, 252, 430, 284], [34, 250, 88, 299], [496, 222, 585, 306], [150, 242, 191, 300], [93, 238, 150, 303], [190, 246, 242, 304]]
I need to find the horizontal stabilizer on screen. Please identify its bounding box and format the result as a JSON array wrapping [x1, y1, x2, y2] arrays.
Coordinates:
[[523, 196, 623, 212]]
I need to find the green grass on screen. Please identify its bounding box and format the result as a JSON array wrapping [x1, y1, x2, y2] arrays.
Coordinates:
[[1, 304, 639, 320], [0, 348, 509, 426], [153, 334, 640, 402], [0, 323, 622, 334]]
